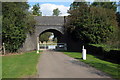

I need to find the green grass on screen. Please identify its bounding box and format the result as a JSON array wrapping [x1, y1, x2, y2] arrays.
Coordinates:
[[0, 56, 2, 79], [2, 51, 40, 78], [64, 52, 120, 79]]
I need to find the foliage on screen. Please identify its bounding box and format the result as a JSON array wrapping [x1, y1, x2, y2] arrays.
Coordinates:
[[25, 13, 36, 34], [91, 1, 117, 11], [87, 44, 120, 60], [64, 52, 120, 79], [69, 1, 89, 10], [66, 2, 118, 44], [2, 2, 35, 52], [0, 6, 1, 34], [53, 8, 61, 16], [118, 2, 120, 12], [93, 2, 120, 48], [0, 7, 1, 47], [32, 3, 42, 16], [116, 12, 120, 28], [2, 51, 40, 78], [115, 12, 120, 48], [39, 32, 52, 43], [0, 16, 1, 33]]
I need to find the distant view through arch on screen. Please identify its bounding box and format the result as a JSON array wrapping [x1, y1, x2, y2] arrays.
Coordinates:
[[39, 29, 67, 50]]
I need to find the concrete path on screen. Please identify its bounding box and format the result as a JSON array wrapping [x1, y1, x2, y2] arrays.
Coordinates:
[[37, 50, 110, 78]]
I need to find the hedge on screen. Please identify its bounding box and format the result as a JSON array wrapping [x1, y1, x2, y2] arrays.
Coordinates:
[[85, 44, 120, 64]]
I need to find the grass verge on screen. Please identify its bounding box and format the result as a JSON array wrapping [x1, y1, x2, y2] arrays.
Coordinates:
[[64, 52, 120, 79], [2, 51, 40, 78]]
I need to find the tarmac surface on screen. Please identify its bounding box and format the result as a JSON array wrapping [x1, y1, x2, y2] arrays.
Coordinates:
[[37, 50, 111, 78]]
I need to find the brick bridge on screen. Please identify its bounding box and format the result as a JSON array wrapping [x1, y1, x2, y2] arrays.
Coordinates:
[[20, 16, 68, 52], [19, 16, 84, 52]]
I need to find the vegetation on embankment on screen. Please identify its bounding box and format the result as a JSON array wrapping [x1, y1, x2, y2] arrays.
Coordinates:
[[2, 51, 40, 78], [88, 44, 120, 51], [64, 52, 120, 79], [85, 44, 120, 64], [2, 2, 36, 53]]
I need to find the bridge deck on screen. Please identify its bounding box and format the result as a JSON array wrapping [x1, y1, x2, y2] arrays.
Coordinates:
[[34, 16, 65, 26]]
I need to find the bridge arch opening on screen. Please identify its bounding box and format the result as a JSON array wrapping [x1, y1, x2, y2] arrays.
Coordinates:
[[37, 29, 66, 51], [39, 29, 63, 43]]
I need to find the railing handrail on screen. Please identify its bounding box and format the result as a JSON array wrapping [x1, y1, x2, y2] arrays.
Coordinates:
[[40, 43, 66, 45]]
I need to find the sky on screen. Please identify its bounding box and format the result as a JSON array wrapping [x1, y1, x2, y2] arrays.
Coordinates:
[[28, 2, 71, 16], [28, 1, 120, 16]]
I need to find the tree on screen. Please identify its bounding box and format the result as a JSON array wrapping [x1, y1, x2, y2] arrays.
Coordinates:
[[32, 3, 42, 16], [39, 32, 52, 43], [0, 2, 1, 47], [53, 8, 61, 16], [91, 1, 117, 11], [116, 12, 120, 28], [116, 12, 120, 48], [69, 1, 88, 10], [2, 2, 35, 52], [66, 2, 118, 44]]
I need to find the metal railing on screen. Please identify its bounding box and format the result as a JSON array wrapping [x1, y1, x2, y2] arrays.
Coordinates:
[[40, 43, 67, 50]]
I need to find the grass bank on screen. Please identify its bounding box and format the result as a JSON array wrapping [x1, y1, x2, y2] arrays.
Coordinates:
[[64, 52, 120, 79], [2, 51, 40, 78]]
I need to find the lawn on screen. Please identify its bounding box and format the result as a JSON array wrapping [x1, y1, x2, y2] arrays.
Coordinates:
[[2, 51, 40, 78], [64, 52, 120, 79]]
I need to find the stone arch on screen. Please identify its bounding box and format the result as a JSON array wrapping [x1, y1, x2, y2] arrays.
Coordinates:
[[20, 16, 67, 52], [36, 28, 65, 53], [35, 25, 64, 37], [39, 29, 64, 43]]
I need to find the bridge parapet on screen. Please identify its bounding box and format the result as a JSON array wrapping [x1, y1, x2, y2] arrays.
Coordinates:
[[34, 16, 65, 26]]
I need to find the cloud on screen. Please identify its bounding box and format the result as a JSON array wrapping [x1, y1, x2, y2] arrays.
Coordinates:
[[29, 6, 33, 11], [28, 0, 74, 2], [40, 3, 70, 16]]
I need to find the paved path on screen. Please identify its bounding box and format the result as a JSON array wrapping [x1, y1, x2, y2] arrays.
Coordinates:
[[37, 50, 110, 78]]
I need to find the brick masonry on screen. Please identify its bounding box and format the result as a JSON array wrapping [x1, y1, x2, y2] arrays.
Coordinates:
[[19, 16, 66, 52]]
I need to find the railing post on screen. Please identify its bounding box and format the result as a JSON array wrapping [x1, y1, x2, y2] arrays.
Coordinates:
[[82, 45, 86, 60], [64, 43, 67, 51], [3, 43, 5, 55], [37, 37, 39, 53]]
